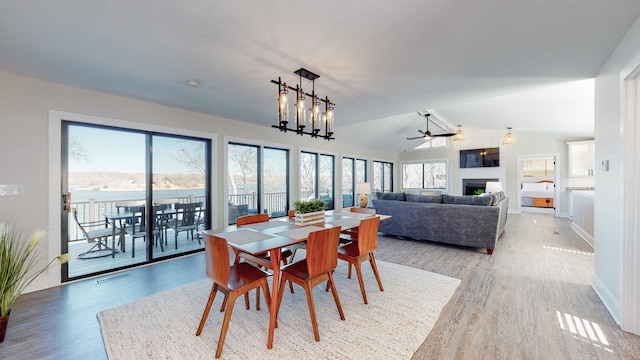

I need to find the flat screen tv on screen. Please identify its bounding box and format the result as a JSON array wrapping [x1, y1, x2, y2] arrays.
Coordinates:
[[460, 147, 500, 168]]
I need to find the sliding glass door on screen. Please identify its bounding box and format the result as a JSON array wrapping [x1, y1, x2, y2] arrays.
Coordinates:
[[62, 122, 210, 280]]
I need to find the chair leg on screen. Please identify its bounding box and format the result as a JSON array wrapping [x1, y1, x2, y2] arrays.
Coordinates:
[[302, 282, 321, 341], [327, 272, 345, 320], [216, 292, 238, 358], [281, 257, 295, 294], [369, 253, 384, 292], [220, 293, 250, 312], [256, 288, 261, 311], [196, 284, 218, 336], [275, 273, 289, 322], [260, 280, 272, 312], [353, 260, 369, 304]]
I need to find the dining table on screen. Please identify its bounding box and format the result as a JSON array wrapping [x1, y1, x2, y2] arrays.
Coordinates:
[[203, 210, 390, 349]]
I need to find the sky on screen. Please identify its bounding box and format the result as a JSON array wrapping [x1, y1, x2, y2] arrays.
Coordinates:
[[68, 125, 204, 174]]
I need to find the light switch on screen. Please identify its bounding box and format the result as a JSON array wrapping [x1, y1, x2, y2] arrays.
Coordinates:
[[602, 160, 609, 172], [0, 184, 25, 196]]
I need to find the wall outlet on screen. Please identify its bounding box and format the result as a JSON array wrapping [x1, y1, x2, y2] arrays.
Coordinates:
[[0, 184, 25, 196]]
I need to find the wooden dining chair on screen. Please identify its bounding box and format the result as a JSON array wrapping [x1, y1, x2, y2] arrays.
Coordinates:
[[336, 216, 384, 304], [225, 213, 293, 312], [275, 226, 345, 341], [196, 233, 271, 359], [340, 207, 376, 242]]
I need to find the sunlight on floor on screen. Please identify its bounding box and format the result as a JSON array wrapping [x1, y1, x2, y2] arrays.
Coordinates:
[[556, 311, 614, 353], [543, 245, 593, 256]]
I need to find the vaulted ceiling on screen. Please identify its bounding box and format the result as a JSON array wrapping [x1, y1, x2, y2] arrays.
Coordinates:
[[1, 1, 639, 152]]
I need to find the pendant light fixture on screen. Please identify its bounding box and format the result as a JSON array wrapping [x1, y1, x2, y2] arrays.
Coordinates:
[[502, 127, 516, 145], [453, 125, 465, 141], [271, 68, 335, 140]]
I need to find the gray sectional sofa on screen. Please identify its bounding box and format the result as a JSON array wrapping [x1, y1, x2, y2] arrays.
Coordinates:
[[372, 192, 509, 254]]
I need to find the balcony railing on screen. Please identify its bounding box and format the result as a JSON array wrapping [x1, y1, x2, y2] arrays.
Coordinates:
[[69, 195, 205, 242]]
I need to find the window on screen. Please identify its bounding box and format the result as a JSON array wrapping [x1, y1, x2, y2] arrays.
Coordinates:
[[402, 161, 447, 190], [523, 159, 554, 177], [413, 137, 448, 150], [342, 157, 355, 207], [228, 143, 290, 224], [373, 160, 393, 193], [355, 159, 367, 185], [228, 143, 259, 223], [300, 151, 335, 210]]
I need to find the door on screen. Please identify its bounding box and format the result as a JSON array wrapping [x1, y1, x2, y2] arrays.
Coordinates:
[[62, 122, 210, 280]]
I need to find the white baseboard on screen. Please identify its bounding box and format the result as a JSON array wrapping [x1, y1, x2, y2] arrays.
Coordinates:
[[571, 222, 594, 247], [592, 273, 622, 327]]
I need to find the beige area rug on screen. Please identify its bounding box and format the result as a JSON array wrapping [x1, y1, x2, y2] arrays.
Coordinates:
[[97, 258, 461, 360]]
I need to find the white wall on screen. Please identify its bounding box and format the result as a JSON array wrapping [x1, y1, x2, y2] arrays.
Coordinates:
[[592, 15, 640, 333], [0, 70, 395, 292], [398, 127, 571, 214]]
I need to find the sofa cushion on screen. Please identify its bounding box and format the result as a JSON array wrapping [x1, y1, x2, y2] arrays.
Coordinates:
[[443, 194, 493, 206], [376, 192, 406, 201], [405, 193, 443, 203]]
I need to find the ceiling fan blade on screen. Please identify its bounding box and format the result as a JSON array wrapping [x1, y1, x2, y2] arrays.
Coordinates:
[[407, 135, 426, 140], [417, 129, 426, 135], [432, 132, 456, 137]]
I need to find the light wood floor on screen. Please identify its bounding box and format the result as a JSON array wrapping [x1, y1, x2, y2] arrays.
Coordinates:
[[2, 212, 639, 359]]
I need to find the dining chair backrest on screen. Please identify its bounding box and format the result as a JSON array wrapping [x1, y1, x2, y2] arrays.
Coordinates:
[[306, 226, 341, 279], [236, 213, 269, 226], [350, 207, 376, 215], [155, 198, 179, 211], [204, 234, 231, 287], [356, 216, 381, 254], [176, 202, 201, 226], [115, 200, 146, 226]]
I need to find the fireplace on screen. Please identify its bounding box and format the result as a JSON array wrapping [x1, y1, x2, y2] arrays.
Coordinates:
[[462, 178, 499, 195]]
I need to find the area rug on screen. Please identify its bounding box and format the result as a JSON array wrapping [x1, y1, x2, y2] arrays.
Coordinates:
[[97, 258, 460, 360]]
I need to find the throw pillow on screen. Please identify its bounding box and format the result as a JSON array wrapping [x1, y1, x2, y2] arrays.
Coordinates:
[[405, 194, 443, 203], [376, 192, 406, 201], [443, 194, 493, 206]]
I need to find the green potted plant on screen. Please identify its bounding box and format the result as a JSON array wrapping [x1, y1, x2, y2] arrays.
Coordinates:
[[0, 224, 70, 342], [293, 199, 327, 225], [293, 198, 327, 214]]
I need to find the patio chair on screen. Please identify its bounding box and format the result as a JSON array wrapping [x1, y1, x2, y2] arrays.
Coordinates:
[[73, 208, 118, 259], [173, 202, 203, 249], [127, 205, 166, 257]]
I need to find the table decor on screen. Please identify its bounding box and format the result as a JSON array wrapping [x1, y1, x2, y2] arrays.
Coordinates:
[[293, 198, 327, 225], [0, 224, 70, 342]]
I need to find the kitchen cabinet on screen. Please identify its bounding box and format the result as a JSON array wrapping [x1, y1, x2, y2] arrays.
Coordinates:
[[568, 140, 595, 177]]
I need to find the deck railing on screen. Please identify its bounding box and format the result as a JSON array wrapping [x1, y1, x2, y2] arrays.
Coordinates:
[[69, 195, 206, 242]]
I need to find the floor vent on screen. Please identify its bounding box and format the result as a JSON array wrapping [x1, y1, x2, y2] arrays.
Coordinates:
[[553, 231, 560, 235], [95, 272, 131, 285]]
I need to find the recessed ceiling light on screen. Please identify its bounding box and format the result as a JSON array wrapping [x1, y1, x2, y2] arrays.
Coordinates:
[[186, 80, 200, 88]]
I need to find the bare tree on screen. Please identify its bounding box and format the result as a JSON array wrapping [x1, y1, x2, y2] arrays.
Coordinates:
[[69, 136, 89, 162], [171, 142, 206, 174], [228, 144, 257, 195]]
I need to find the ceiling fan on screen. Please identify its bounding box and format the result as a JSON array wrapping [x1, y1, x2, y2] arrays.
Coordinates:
[[406, 111, 456, 140]]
